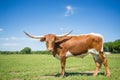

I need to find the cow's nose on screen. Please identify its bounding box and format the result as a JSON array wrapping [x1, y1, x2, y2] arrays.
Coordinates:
[[48, 48, 53, 52]]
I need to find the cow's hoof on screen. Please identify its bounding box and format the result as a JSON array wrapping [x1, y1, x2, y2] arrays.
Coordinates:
[[60, 75, 66, 78], [93, 73, 97, 77], [106, 73, 111, 77]]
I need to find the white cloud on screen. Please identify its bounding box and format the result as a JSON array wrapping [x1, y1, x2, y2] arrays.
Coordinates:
[[2, 43, 19, 47], [1, 37, 18, 41], [64, 5, 74, 16], [0, 37, 36, 41], [0, 28, 3, 31]]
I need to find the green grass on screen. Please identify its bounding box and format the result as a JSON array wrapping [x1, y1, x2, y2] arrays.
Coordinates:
[[0, 54, 120, 80]]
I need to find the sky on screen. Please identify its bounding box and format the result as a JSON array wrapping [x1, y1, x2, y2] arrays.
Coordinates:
[[0, 0, 120, 51]]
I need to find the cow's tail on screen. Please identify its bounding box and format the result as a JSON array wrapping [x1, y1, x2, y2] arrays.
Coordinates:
[[101, 35, 111, 55]]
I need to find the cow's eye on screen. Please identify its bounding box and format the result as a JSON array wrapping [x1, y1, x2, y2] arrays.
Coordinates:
[[46, 41, 48, 44]]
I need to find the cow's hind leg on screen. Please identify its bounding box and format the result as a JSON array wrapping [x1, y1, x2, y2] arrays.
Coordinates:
[[99, 52, 111, 77], [93, 55, 102, 76], [89, 49, 102, 76]]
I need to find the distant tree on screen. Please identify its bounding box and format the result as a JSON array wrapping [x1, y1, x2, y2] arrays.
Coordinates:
[[104, 39, 120, 53], [112, 39, 120, 53], [104, 42, 113, 52], [20, 47, 31, 54]]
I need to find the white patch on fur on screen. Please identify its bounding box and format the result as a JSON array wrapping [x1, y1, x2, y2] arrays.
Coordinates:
[[66, 51, 88, 58], [69, 33, 103, 37], [89, 33, 103, 38], [88, 48, 100, 61], [88, 49, 99, 55], [55, 54, 60, 60], [66, 51, 73, 57], [66, 49, 99, 58], [55, 49, 100, 61], [76, 49, 99, 58]]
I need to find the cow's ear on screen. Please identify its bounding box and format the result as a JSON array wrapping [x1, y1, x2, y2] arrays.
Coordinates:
[[55, 36, 72, 43], [40, 37, 46, 42]]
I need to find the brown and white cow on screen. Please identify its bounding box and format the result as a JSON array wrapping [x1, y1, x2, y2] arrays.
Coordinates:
[[24, 31, 110, 77]]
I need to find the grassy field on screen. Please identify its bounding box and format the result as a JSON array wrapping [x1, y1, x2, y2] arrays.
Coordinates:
[[0, 54, 120, 80]]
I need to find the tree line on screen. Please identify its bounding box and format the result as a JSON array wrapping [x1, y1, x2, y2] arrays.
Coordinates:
[[0, 47, 49, 54], [0, 39, 120, 54], [104, 39, 120, 53]]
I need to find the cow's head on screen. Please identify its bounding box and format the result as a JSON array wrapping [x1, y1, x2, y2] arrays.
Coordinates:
[[24, 31, 72, 52]]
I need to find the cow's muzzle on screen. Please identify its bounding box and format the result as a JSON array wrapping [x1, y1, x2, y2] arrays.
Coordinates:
[[48, 48, 53, 52]]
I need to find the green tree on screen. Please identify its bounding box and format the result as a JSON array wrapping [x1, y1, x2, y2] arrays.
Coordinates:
[[104, 39, 120, 53], [20, 47, 31, 54], [112, 39, 120, 53], [104, 42, 113, 52]]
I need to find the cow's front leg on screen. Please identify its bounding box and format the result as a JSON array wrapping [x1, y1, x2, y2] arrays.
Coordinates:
[[60, 56, 66, 77]]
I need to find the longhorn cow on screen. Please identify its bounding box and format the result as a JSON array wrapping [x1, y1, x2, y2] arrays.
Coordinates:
[[24, 31, 110, 77]]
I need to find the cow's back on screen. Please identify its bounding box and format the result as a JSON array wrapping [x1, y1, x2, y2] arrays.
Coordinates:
[[61, 33, 103, 55]]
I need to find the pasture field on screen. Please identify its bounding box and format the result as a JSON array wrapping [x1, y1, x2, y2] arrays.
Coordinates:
[[0, 54, 120, 80]]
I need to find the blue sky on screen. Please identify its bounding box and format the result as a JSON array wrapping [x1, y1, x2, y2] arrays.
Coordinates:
[[0, 0, 120, 51]]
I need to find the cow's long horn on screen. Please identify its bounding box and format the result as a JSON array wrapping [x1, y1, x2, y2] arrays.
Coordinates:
[[57, 30, 73, 37], [24, 31, 44, 39]]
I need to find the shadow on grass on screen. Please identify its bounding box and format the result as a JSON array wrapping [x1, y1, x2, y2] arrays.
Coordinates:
[[44, 71, 105, 77]]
